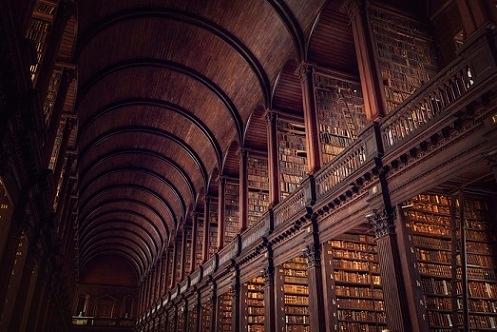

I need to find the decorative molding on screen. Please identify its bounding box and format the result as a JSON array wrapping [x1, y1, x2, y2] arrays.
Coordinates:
[[303, 244, 321, 268], [367, 209, 395, 238]]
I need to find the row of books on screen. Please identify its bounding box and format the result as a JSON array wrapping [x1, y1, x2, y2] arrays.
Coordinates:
[[281, 257, 310, 331], [405, 194, 497, 330], [218, 292, 233, 332], [200, 302, 212, 332], [326, 234, 387, 330]]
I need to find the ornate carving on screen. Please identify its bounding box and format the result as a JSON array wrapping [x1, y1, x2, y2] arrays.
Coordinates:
[[367, 209, 395, 238], [262, 264, 274, 284], [303, 244, 321, 268], [297, 62, 313, 82], [264, 109, 276, 125]]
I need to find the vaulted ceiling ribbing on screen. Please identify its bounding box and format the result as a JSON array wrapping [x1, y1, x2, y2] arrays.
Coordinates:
[[76, 0, 325, 277]]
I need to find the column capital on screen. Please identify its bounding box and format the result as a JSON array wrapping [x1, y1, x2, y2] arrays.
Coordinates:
[[303, 244, 321, 268], [297, 62, 314, 81], [264, 109, 277, 125], [367, 208, 395, 238], [262, 263, 274, 283]]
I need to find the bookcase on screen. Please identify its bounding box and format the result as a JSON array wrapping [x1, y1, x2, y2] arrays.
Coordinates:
[[314, 74, 367, 166], [224, 181, 240, 246], [195, 216, 204, 268], [218, 290, 234, 331], [368, 5, 439, 113], [277, 256, 310, 332], [209, 198, 218, 258], [244, 276, 265, 332], [462, 197, 497, 330], [200, 301, 212, 332], [402, 193, 497, 330], [247, 155, 269, 228], [25, 0, 57, 82], [184, 225, 192, 275], [187, 301, 198, 332], [277, 118, 307, 199], [323, 233, 386, 331]]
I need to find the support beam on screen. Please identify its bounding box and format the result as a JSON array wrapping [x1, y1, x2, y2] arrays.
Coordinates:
[[299, 63, 321, 174], [202, 196, 211, 262], [265, 111, 280, 206], [189, 211, 198, 272], [239, 148, 248, 232], [180, 227, 187, 280], [217, 177, 226, 249], [263, 252, 276, 332], [170, 239, 178, 289], [456, 0, 490, 36], [345, 0, 386, 120], [368, 209, 412, 332], [304, 217, 326, 332]]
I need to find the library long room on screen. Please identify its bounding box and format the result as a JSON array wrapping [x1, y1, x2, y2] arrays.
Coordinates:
[[1, 0, 497, 331]]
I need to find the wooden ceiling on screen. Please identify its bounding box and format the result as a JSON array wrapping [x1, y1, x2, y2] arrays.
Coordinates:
[[75, 0, 355, 277]]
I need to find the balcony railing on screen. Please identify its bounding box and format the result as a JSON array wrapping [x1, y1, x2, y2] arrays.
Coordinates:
[[315, 125, 376, 201], [381, 26, 497, 153], [273, 186, 306, 228], [139, 26, 497, 322]]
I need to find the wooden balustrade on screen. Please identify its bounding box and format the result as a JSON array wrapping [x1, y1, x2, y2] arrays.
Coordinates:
[[273, 186, 306, 228], [381, 27, 497, 152], [202, 256, 216, 277], [240, 211, 270, 249], [314, 130, 371, 201]]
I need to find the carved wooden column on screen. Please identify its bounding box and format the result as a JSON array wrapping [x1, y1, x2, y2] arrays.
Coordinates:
[[156, 260, 163, 303], [194, 290, 201, 332], [239, 147, 249, 231], [137, 283, 142, 315], [180, 227, 187, 280], [170, 238, 178, 289], [299, 63, 321, 174], [180, 297, 188, 332], [209, 281, 217, 332], [217, 176, 226, 249], [146, 272, 153, 310], [202, 195, 211, 262], [190, 211, 198, 272], [368, 209, 412, 332], [159, 253, 166, 299], [345, 0, 386, 120], [163, 248, 171, 295], [263, 251, 276, 332], [142, 279, 148, 314], [265, 110, 280, 206], [456, 0, 490, 36], [153, 266, 160, 305], [44, 68, 75, 166], [231, 266, 241, 331], [303, 221, 326, 332]]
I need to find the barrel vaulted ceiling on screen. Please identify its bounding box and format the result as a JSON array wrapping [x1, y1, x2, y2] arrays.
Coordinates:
[[76, 0, 328, 277]]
